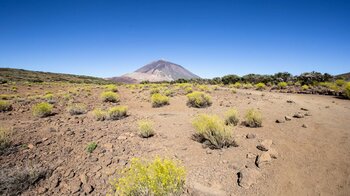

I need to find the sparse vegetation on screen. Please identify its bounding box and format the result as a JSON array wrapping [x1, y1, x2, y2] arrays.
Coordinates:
[[302, 84, 309, 90], [138, 120, 155, 138], [108, 106, 128, 120], [86, 142, 97, 153], [0, 127, 11, 152], [104, 84, 118, 92], [186, 91, 212, 108], [113, 157, 186, 196], [32, 102, 53, 117], [43, 93, 56, 103], [0, 100, 12, 112], [150, 88, 160, 95], [151, 93, 169, 107], [255, 82, 266, 90], [101, 91, 119, 103], [224, 109, 239, 126], [244, 109, 262, 127], [192, 114, 233, 149], [184, 87, 193, 94], [344, 82, 350, 99], [278, 82, 288, 89], [67, 103, 87, 115], [92, 108, 107, 121]]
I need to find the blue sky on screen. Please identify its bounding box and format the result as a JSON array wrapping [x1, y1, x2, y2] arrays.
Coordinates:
[[0, 0, 349, 78]]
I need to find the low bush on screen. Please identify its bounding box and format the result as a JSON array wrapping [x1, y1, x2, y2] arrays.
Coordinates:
[[0, 94, 14, 100], [233, 82, 242, 88], [67, 103, 87, 115], [108, 106, 128, 120], [192, 114, 233, 149], [302, 84, 309, 90], [344, 82, 350, 99], [104, 84, 118, 92], [278, 82, 288, 89], [224, 109, 239, 126], [151, 93, 169, 107], [231, 89, 237, 94], [101, 91, 119, 103], [335, 79, 346, 87], [184, 87, 193, 94], [244, 109, 262, 127], [186, 91, 212, 108], [138, 120, 154, 138], [163, 89, 174, 97], [150, 88, 160, 95], [255, 82, 266, 90], [86, 142, 97, 153], [92, 109, 107, 121], [242, 83, 253, 89], [0, 127, 11, 152], [113, 157, 186, 196], [198, 85, 210, 92], [32, 102, 53, 117], [0, 100, 12, 112], [43, 93, 56, 104]]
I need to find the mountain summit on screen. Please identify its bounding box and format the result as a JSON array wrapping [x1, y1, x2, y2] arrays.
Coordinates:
[[110, 60, 200, 83]]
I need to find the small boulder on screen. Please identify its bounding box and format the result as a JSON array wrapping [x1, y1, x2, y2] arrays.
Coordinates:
[[256, 152, 272, 168], [300, 108, 309, 111], [246, 152, 256, 159], [275, 119, 285, 123], [268, 148, 278, 159], [117, 135, 127, 140], [302, 124, 308, 128], [238, 167, 261, 189], [246, 133, 256, 139], [257, 139, 272, 151], [285, 116, 292, 121], [293, 113, 304, 118]]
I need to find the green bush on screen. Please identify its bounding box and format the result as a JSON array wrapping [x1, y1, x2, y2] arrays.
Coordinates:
[[163, 89, 174, 97], [224, 109, 239, 126], [278, 82, 288, 89], [86, 142, 97, 153], [67, 103, 87, 115], [0, 127, 11, 151], [242, 83, 253, 89], [0, 94, 15, 100], [184, 87, 193, 94], [344, 82, 350, 99], [43, 93, 56, 103], [138, 120, 155, 138], [92, 109, 107, 121], [233, 82, 242, 89], [101, 91, 119, 103], [151, 93, 169, 107], [192, 114, 233, 149], [255, 82, 266, 90], [108, 106, 128, 120], [335, 79, 346, 87], [186, 91, 212, 108], [104, 84, 118, 92], [244, 109, 262, 127], [198, 85, 209, 92], [0, 100, 12, 112], [302, 84, 309, 90], [32, 102, 53, 117], [150, 88, 161, 95], [114, 157, 186, 196]]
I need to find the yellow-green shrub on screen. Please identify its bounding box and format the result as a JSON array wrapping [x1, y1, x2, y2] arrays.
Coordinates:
[[101, 91, 119, 103], [344, 82, 350, 99], [335, 79, 346, 87], [138, 120, 154, 138], [255, 83, 266, 90], [233, 82, 242, 89], [0, 127, 11, 151], [0, 100, 12, 112], [0, 94, 14, 100], [163, 89, 174, 97], [184, 87, 193, 94], [43, 93, 56, 103], [32, 102, 53, 117], [67, 103, 87, 115], [198, 85, 209, 92], [278, 82, 288, 89], [224, 109, 239, 126], [244, 109, 262, 127], [150, 88, 160, 95], [151, 93, 169, 107], [114, 157, 186, 196], [192, 114, 233, 149], [186, 91, 212, 108], [302, 84, 309, 90], [104, 84, 118, 92], [108, 106, 128, 120], [92, 109, 107, 121], [243, 83, 253, 89]]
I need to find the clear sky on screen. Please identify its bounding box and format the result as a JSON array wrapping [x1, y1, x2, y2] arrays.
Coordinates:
[[0, 0, 349, 78]]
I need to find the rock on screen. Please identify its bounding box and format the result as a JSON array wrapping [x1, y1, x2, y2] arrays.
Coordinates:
[[189, 182, 227, 196], [287, 100, 295, 103], [117, 135, 127, 140], [80, 173, 88, 184], [302, 124, 308, 128], [83, 184, 94, 194], [38, 187, 48, 194], [293, 113, 304, 118], [300, 108, 309, 111], [268, 148, 278, 159], [238, 167, 261, 189], [285, 116, 292, 121], [206, 150, 212, 154], [256, 152, 272, 167], [27, 143, 35, 149], [275, 119, 285, 123], [69, 180, 82, 193], [305, 112, 312, 116], [257, 139, 272, 151], [246, 152, 256, 159], [246, 133, 256, 139]]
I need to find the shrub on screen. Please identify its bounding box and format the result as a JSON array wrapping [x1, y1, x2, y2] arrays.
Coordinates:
[[186, 91, 212, 108], [101, 91, 119, 103], [302, 84, 309, 90], [163, 89, 174, 97], [335, 79, 346, 87], [32, 102, 53, 117], [224, 109, 239, 126], [198, 85, 209, 92], [0, 128, 11, 151], [150, 88, 160, 95], [278, 82, 288, 89], [67, 103, 87, 115], [114, 157, 186, 196], [104, 84, 118, 92], [255, 82, 266, 90], [244, 109, 262, 127], [0, 94, 14, 100], [138, 120, 154, 138], [344, 82, 350, 99], [151, 93, 169, 107], [0, 100, 12, 112], [192, 114, 233, 149], [233, 82, 242, 88], [86, 142, 97, 153], [242, 83, 253, 89], [231, 89, 237, 94], [92, 109, 107, 121], [43, 93, 56, 104], [108, 106, 128, 120], [184, 87, 193, 94]]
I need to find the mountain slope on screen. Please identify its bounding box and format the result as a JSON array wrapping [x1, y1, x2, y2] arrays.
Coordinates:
[[337, 72, 350, 81], [110, 60, 200, 83]]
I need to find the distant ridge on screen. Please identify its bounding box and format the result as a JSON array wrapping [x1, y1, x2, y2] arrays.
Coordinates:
[[337, 72, 350, 81], [109, 60, 200, 83]]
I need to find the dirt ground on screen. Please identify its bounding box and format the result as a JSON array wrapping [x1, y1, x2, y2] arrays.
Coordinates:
[[1, 84, 350, 196]]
